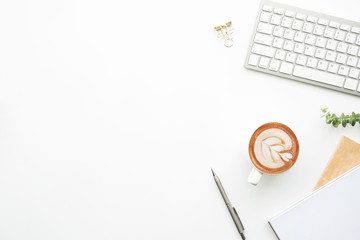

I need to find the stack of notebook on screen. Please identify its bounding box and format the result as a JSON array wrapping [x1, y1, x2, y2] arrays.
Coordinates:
[[269, 136, 360, 240]]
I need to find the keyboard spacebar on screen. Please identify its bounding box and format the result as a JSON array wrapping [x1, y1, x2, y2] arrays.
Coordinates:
[[293, 66, 345, 87]]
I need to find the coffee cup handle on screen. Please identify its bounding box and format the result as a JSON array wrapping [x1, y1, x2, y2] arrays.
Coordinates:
[[248, 168, 263, 185]]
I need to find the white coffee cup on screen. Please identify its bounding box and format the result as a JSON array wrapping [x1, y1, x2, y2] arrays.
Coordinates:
[[247, 122, 299, 186]]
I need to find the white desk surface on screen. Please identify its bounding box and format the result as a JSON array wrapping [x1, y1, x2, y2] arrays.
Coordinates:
[[0, 0, 360, 239]]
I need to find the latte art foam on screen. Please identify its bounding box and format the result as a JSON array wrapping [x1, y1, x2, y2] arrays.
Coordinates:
[[254, 129, 293, 169], [249, 122, 299, 175]]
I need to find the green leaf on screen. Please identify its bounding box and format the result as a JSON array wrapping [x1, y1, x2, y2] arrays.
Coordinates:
[[331, 113, 337, 121], [341, 113, 347, 127], [351, 112, 356, 126], [325, 113, 331, 124], [332, 120, 340, 128], [356, 114, 360, 121]]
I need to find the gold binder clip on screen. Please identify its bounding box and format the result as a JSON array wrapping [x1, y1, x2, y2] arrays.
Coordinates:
[[214, 22, 234, 47]]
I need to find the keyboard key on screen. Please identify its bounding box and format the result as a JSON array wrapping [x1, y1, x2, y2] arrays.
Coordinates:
[[248, 54, 259, 66], [345, 33, 356, 44], [318, 18, 328, 25], [307, 16, 317, 23], [273, 26, 284, 37], [303, 22, 314, 33], [285, 10, 295, 17], [315, 37, 326, 48], [263, 5, 272, 12], [317, 60, 328, 71], [304, 46, 315, 56], [274, 8, 284, 15], [347, 56, 358, 67], [271, 15, 282, 25], [296, 13, 306, 20], [257, 22, 274, 34], [356, 36, 360, 45], [306, 58, 317, 68], [273, 38, 284, 48], [281, 17, 292, 28], [286, 52, 296, 62], [349, 68, 360, 79], [336, 54, 347, 64], [351, 27, 360, 34], [344, 78, 358, 90], [347, 45, 359, 56], [325, 51, 336, 61], [313, 25, 324, 35], [283, 41, 294, 51], [338, 66, 349, 76], [284, 29, 295, 39], [269, 59, 281, 71], [326, 40, 337, 50], [305, 34, 316, 45], [329, 21, 340, 28], [279, 62, 294, 74], [254, 33, 273, 46], [324, 28, 335, 38], [340, 24, 351, 31], [275, 49, 286, 60], [337, 42, 348, 53], [260, 12, 271, 22], [315, 48, 326, 58], [294, 32, 305, 42], [293, 66, 345, 87], [294, 43, 305, 53], [259, 57, 270, 68], [334, 30, 346, 41], [328, 63, 339, 73], [296, 55, 307, 65], [292, 20, 303, 30], [252, 44, 275, 57]]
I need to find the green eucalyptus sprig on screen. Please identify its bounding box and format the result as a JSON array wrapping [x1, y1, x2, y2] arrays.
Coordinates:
[[322, 108, 360, 128]]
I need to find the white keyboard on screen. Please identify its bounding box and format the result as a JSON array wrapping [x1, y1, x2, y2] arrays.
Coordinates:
[[245, 0, 360, 96]]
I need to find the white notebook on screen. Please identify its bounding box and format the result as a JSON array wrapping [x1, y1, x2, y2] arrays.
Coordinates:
[[269, 164, 360, 240]]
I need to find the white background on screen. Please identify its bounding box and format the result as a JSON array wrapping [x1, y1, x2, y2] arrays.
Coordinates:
[[0, 0, 360, 239]]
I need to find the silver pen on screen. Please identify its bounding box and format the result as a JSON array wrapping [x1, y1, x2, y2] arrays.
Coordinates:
[[211, 168, 245, 240]]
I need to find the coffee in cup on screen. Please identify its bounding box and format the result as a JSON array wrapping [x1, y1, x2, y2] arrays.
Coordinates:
[[248, 122, 299, 185]]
